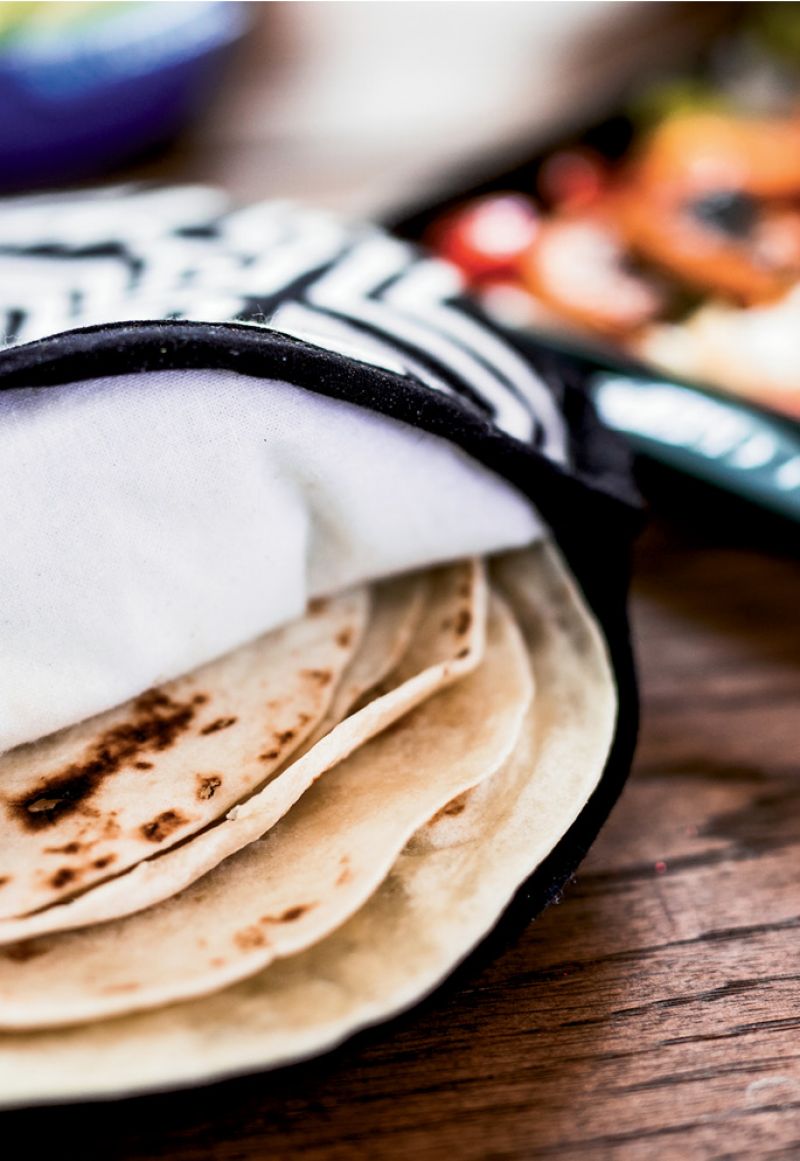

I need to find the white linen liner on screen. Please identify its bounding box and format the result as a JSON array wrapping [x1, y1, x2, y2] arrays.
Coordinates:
[[0, 367, 542, 754]]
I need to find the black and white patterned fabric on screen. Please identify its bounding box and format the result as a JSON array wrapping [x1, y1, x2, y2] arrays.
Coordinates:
[[0, 186, 640, 916], [0, 186, 564, 453], [0, 184, 639, 565]]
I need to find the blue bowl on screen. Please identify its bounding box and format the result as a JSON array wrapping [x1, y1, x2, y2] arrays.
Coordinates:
[[0, 1, 249, 188]]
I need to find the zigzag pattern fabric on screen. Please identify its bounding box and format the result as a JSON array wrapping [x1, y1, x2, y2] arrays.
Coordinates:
[[0, 186, 566, 460]]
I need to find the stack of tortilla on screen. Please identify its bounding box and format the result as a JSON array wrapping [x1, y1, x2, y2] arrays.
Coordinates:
[[0, 542, 615, 1105]]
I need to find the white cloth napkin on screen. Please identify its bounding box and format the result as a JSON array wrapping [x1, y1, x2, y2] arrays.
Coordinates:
[[0, 367, 542, 754]]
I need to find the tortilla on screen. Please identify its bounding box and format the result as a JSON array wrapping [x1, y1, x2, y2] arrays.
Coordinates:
[[0, 542, 616, 1105], [0, 589, 529, 1028], [0, 561, 483, 943], [298, 571, 428, 753], [0, 588, 369, 921]]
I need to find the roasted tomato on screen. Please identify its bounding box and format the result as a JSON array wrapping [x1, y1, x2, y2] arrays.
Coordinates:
[[426, 194, 540, 282], [613, 111, 800, 302], [537, 148, 610, 211], [617, 186, 800, 303], [630, 111, 800, 200], [520, 210, 665, 338]]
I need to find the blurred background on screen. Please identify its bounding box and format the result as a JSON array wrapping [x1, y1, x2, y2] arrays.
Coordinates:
[[0, 1, 728, 209], [3, 0, 800, 520]]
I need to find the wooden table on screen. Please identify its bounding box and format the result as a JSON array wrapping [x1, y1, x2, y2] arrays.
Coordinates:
[[9, 10, 800, 1155]]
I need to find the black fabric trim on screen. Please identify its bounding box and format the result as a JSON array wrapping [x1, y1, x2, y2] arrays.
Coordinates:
[[0, 318, 641, 530]]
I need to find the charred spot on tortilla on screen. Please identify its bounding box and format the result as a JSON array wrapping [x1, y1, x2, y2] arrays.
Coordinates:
[[140, 810, 187, 844], [302, 669, 333, 686], [48, 867, 79, 890], [429, 792, 470, 826], [133, 761, 153, 771], [8, 689, 203, 831], [126, 690, 207, 753], [196, 775, 223, 801], [11, 772, 97, 831], [336, 627, 354, 649], [454, 608, 472, 636], [199, 717, 238, 737], [103, 816, 121, 840], [234, 926, 268, 951], [0, 877, 9, 889], [308, 597, 329, 616], [44, 841, 82, 856], [266, 711, 313, 757], [444, 799, 466, 816], [45, 849, 115, 891], [2, 939, 50, 963], [261, 903, 316, 925], [336, 857, 352, 886]]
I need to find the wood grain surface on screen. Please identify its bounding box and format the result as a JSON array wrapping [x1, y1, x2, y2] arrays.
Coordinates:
[[7, 7, 800, 1156]]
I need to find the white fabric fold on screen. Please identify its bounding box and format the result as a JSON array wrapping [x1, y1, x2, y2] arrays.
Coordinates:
[[0, 368, 542, 753]]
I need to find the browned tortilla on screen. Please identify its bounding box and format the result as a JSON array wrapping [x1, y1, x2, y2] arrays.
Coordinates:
[[0, 589, 369, 920], [0, 560, 484, 943], [0, 544, 616, 1105], [0, 590, 527, 1028]]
